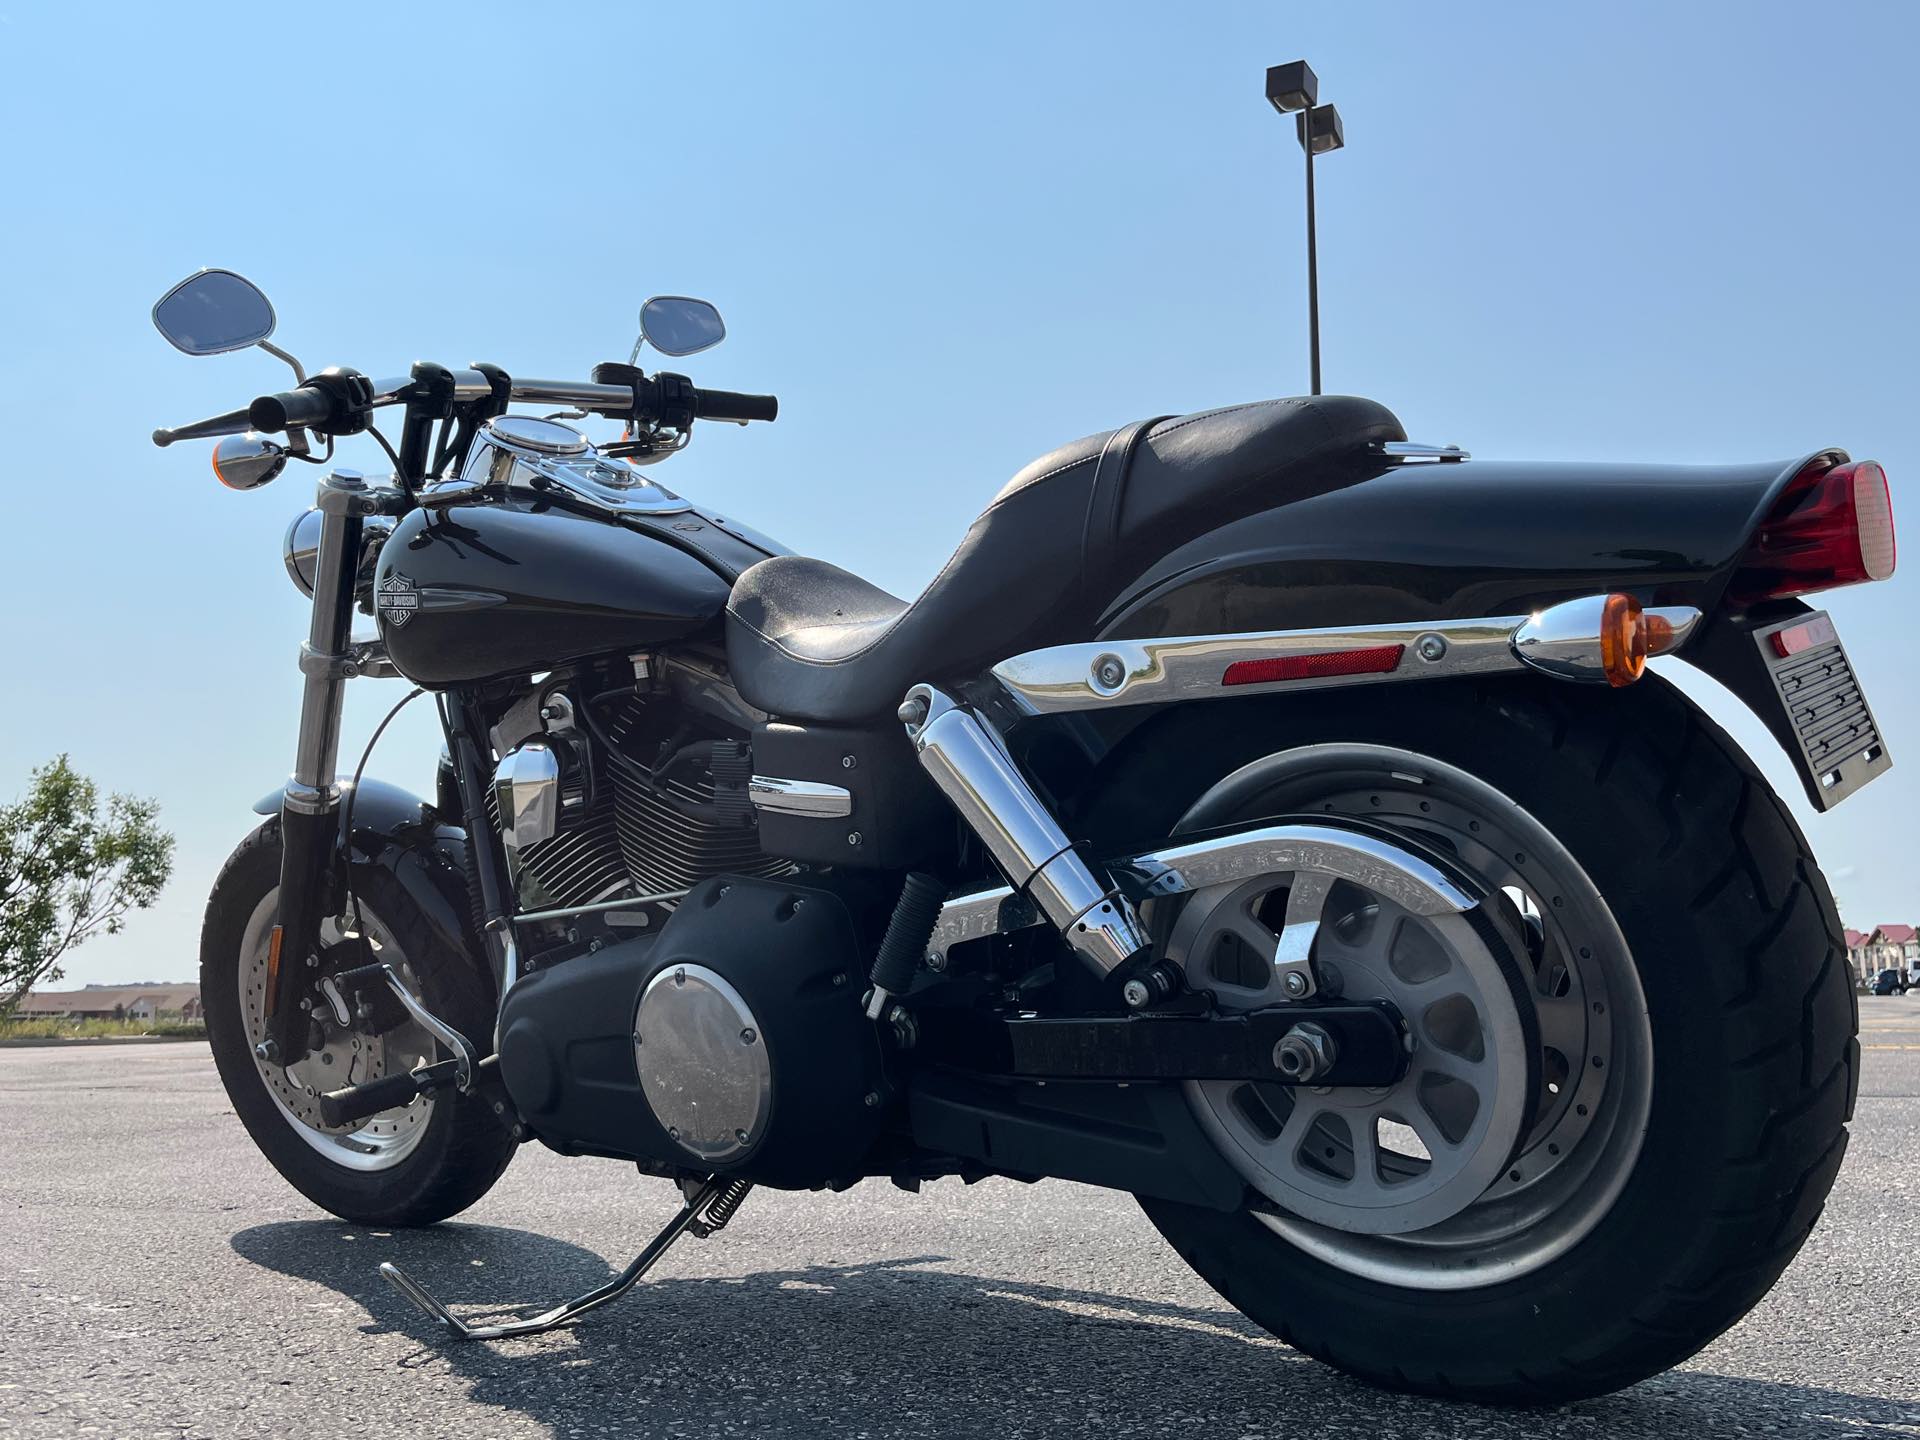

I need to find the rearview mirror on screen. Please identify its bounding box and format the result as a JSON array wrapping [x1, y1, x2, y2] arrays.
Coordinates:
[[152, 268, 276, 355], [639, 296, 726, 357]]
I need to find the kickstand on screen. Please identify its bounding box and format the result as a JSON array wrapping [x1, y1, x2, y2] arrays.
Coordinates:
[[380, 1176, 750, 1342]]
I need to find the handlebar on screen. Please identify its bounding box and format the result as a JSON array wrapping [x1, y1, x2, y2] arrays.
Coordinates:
[[249, 386, 337, 434], [151, 369, 776, 448], [694, 387, 779, 424]]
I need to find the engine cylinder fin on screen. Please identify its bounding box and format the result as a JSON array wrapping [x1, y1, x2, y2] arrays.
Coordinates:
[[488, 690, 793, 912]]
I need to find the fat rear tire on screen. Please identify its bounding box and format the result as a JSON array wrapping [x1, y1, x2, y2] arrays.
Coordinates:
[[201, 818, 517, 1226], [1113, 677, 1856, 1404]]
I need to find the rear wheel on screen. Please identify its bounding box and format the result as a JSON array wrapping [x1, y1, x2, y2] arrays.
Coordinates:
[[202, 819, 517, 1226], [1105, 678, 1856, 1403]]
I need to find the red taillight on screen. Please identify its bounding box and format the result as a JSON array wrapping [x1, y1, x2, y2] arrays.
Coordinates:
[[1733, 458, 1896, 605], [1221, 643, 1405, 687]]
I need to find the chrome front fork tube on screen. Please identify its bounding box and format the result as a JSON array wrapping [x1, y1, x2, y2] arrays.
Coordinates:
[[268, 469, 374, 1057], [900, 684, 1151, 984], [287, 470, 374, 815]]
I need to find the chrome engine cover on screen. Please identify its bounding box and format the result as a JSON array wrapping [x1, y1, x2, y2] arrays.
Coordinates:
[[493, 741, 562, 851], [633, 963, 771, 1164]]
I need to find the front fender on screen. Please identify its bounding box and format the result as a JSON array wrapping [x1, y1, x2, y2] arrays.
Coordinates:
[[254, 777, 478, 970]]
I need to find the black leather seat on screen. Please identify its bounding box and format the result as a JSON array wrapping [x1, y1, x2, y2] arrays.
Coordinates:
[[726, 394, 1405, 724]]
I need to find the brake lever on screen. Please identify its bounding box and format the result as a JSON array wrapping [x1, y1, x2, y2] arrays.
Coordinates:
[[151, 404, 254, 448]]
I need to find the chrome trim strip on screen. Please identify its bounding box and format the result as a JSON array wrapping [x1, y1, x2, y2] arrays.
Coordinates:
[[990, 602, 1703, 715], [991, 615, 1525, 716], [926, 820, 1475, 963], [747, 775, 854, 819]]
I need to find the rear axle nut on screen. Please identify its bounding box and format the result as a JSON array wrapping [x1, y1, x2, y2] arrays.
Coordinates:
[[1273, 1022, 1337, 1083]]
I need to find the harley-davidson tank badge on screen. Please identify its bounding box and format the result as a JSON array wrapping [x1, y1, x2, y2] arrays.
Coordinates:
[[377, 572, 420, 627]]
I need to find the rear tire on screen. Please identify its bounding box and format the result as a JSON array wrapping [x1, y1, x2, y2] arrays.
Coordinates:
[[202, 819, 517, 1226], [1101, 677, 1856, 1404]]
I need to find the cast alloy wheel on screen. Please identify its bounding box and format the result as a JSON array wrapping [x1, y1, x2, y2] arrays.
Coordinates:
[[1162, 744, 1653, 1290], [237, 889, 439, 1172]]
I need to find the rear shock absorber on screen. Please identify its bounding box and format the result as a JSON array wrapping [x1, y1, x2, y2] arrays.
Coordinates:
[[898, 685, 1152, 987]]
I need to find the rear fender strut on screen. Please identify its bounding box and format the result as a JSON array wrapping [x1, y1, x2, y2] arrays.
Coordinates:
[[988, 594, 1702, 717]]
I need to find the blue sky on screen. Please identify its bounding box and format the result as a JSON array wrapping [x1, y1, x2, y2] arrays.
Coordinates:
[[1, 2, 1915, 984]]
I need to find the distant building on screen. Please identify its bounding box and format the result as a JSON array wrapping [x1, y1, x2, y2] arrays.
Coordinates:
[[1863, 925, 1920, 982], [13, 984, 202, 1022]]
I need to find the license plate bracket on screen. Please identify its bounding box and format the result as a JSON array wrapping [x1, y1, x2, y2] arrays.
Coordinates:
[[1750, 610, 1891, 809]]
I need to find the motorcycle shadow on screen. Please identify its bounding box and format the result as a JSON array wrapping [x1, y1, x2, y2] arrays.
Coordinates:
[[231, 1219, 1912, 1437]]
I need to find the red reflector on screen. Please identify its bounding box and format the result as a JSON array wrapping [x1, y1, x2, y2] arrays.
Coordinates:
[[1221, 644, 1405, 687], [1733, 458, 1897, 604], [1770, 614, 1839, 658]]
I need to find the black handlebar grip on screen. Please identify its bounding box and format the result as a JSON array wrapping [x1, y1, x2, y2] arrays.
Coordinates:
[[694, 388, 779, 423], [249, 385, 337, 434]]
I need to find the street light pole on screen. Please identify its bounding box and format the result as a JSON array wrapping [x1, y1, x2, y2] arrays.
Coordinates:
[[1304, 128, 1320, 395], [1265, 62, 1346, 397]]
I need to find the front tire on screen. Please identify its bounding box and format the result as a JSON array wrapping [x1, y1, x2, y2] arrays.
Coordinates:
[[202, 819, 517, 1226], [1099, 677, 1856, 1403]]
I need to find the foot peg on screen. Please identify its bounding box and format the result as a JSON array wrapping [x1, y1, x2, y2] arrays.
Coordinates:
[[317, 1057, 460, 1128], [379, 1177, 751, 1342]]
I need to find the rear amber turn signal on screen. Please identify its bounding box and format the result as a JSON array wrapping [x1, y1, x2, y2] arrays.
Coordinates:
[[1598, 593, 1649, 688]]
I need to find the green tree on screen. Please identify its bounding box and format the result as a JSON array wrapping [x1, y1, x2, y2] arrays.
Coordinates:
[[0, 756, 174, 1017]]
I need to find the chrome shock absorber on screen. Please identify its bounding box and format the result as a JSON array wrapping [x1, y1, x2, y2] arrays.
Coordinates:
[[899, 684, 1152, 986]]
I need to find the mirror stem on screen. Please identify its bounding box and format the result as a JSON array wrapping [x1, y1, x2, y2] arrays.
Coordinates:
[[258, 339, 308, 385]]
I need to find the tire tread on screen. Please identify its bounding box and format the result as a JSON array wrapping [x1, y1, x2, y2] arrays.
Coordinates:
[[1140, 676, 1856, 1405]]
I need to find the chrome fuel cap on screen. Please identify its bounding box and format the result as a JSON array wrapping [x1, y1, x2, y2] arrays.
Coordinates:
[[484, 415, 589, 455]]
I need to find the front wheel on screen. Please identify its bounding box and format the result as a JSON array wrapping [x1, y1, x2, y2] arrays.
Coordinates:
[[201, 819, 517, 1226], [1103, 678, 1856, 1403]]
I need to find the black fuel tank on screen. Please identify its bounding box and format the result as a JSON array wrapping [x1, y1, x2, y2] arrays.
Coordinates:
[[375, 503, 766, 687]]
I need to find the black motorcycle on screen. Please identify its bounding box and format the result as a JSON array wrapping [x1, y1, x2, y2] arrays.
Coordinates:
[[151, 252, 1892, 1403]]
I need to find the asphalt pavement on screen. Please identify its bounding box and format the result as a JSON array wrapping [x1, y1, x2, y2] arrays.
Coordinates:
[[2, 997, 1916, 1439]]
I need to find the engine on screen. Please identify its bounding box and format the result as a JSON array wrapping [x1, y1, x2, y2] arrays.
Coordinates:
[[496, 875, 888, 1188], [489, 687, 794, 909]]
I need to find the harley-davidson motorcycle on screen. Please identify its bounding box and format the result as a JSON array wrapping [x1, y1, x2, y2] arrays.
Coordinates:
[[150, 251, 1892, 1403]]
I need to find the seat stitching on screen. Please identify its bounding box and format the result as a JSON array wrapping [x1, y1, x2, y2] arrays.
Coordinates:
[[1013, 453, 1103, 490], [1144, 397, 1301, 441]]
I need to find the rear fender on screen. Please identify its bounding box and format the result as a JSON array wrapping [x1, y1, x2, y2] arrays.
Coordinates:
[[253, 778, 478, 972], [1088, 449, 1845, 797], [1099, 451, 1835, 638]]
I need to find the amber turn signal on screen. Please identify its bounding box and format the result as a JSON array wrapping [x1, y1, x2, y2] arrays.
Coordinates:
[[1598, 593, 1649, 688]]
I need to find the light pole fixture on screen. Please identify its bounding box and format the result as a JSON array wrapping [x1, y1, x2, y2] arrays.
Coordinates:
[[1265, 61, 1345, 395]]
